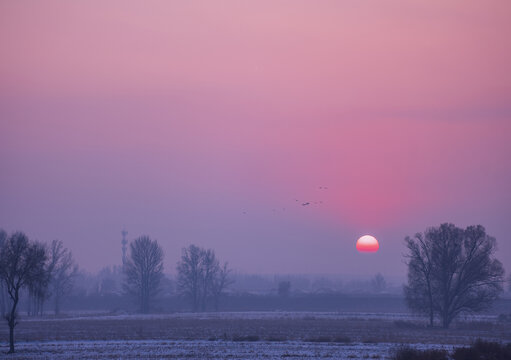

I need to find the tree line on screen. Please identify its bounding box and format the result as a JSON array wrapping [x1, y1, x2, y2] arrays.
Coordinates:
[[0, 230, 77, 353], [0, 222, 506, 352], [124, 238, 233, 314], [0, 229, 233, 353]]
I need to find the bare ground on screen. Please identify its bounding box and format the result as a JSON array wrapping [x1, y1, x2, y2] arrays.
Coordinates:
[[0, 312, 509, 359], [1, 312, 510, 344]]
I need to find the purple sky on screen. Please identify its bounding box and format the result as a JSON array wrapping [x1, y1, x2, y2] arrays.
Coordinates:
[[1, 1, 510, 279]]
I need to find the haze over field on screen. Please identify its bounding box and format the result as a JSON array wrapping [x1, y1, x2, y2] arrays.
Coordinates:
[[1, 1, 510, 278]]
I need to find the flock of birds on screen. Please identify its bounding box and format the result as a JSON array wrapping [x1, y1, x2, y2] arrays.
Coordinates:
[[242, 186, 328, 215]]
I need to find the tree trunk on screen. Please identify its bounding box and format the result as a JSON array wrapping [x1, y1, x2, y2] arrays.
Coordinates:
[[192, 289, 198, 312], [9, 322, 15, 353], [141, 284, 148, 314], [27, 294, 32, 316], [428, 289, 433, 326], [55, 294, 61, 315], [0, 284, 5, 316], [442, 311, 451, 328], [201, 296, 206, 312], [8, 291, 19, 353], [39, 297, 45, 317]]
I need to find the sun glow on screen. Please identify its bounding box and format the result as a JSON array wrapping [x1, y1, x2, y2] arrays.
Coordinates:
[[356, 235, 379, 253]]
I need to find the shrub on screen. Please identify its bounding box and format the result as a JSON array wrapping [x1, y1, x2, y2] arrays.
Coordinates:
[[363, 338, 379, 344], [265, 336, 287, 342], [393, 346, 448, 360], [452, 340, 511, 360], [333, 336, 352, 343], [497, 314, 511, 323], [232, 335, 260, 342], [304, 336, 332, 343]]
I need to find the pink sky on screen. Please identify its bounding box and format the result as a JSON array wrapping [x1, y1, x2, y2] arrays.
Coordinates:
[[1, 1, 510, 278]]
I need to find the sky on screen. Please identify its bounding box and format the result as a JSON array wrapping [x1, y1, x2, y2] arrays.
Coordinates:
[[1, 1, 510, 280]]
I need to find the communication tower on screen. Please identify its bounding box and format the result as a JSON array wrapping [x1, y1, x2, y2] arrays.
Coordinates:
[[121, 229, 128, 266]]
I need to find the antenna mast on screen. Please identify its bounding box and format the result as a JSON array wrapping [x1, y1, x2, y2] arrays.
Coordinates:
[[121, 229, 128, 266]]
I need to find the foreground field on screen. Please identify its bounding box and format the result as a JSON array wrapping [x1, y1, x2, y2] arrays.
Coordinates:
[[0, 339, 456, 359], [0, 312, 509, 358]]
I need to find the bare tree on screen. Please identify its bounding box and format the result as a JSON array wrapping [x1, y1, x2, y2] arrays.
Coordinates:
[[123, 236, 164, 313], [0, 232, 47, 353], [199, 249, 219, 311], [177, 245, 203, 312], [404, 232, 435, 326], [48, 240, 78, 315], [27, 243, 51, 317], [97, 265, 123, 295], [177, 245, 232, 312], [211, 262, 233, 311], [404, 223, 504, 328], [25, 240, 77, 316], [371, 273, 387, 293], [27, 272, 50, 317], [0, 229, 7, 317]]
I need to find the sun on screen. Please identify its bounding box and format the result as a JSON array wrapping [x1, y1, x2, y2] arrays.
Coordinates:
[[356, 235, 379, 253]]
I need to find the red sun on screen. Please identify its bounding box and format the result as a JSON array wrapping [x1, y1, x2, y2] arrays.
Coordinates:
[[356, 235, 379, 253]]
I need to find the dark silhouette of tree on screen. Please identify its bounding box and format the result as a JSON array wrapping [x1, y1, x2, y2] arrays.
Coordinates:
[[177, 245, 232, 312], [404, 223, 504, 328], [0, 232, 47, 353], [0, 229, 7, 317], [26, 240, 77, 316], [199, 249, 218, 312], [123, 236, 164, 313], [404, 231, 435, 326], [48, 240, 78, 315], [27, 245, 51, 317], [27, 272, 50, 316], [177, 245, 203, 312]]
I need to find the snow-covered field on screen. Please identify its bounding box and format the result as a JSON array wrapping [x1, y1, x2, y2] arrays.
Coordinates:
[[0, 339, 456, 359], [1, 312, 508, 359]]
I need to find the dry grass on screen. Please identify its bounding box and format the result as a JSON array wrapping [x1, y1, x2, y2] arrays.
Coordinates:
[[0, 314, 509, 345]]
